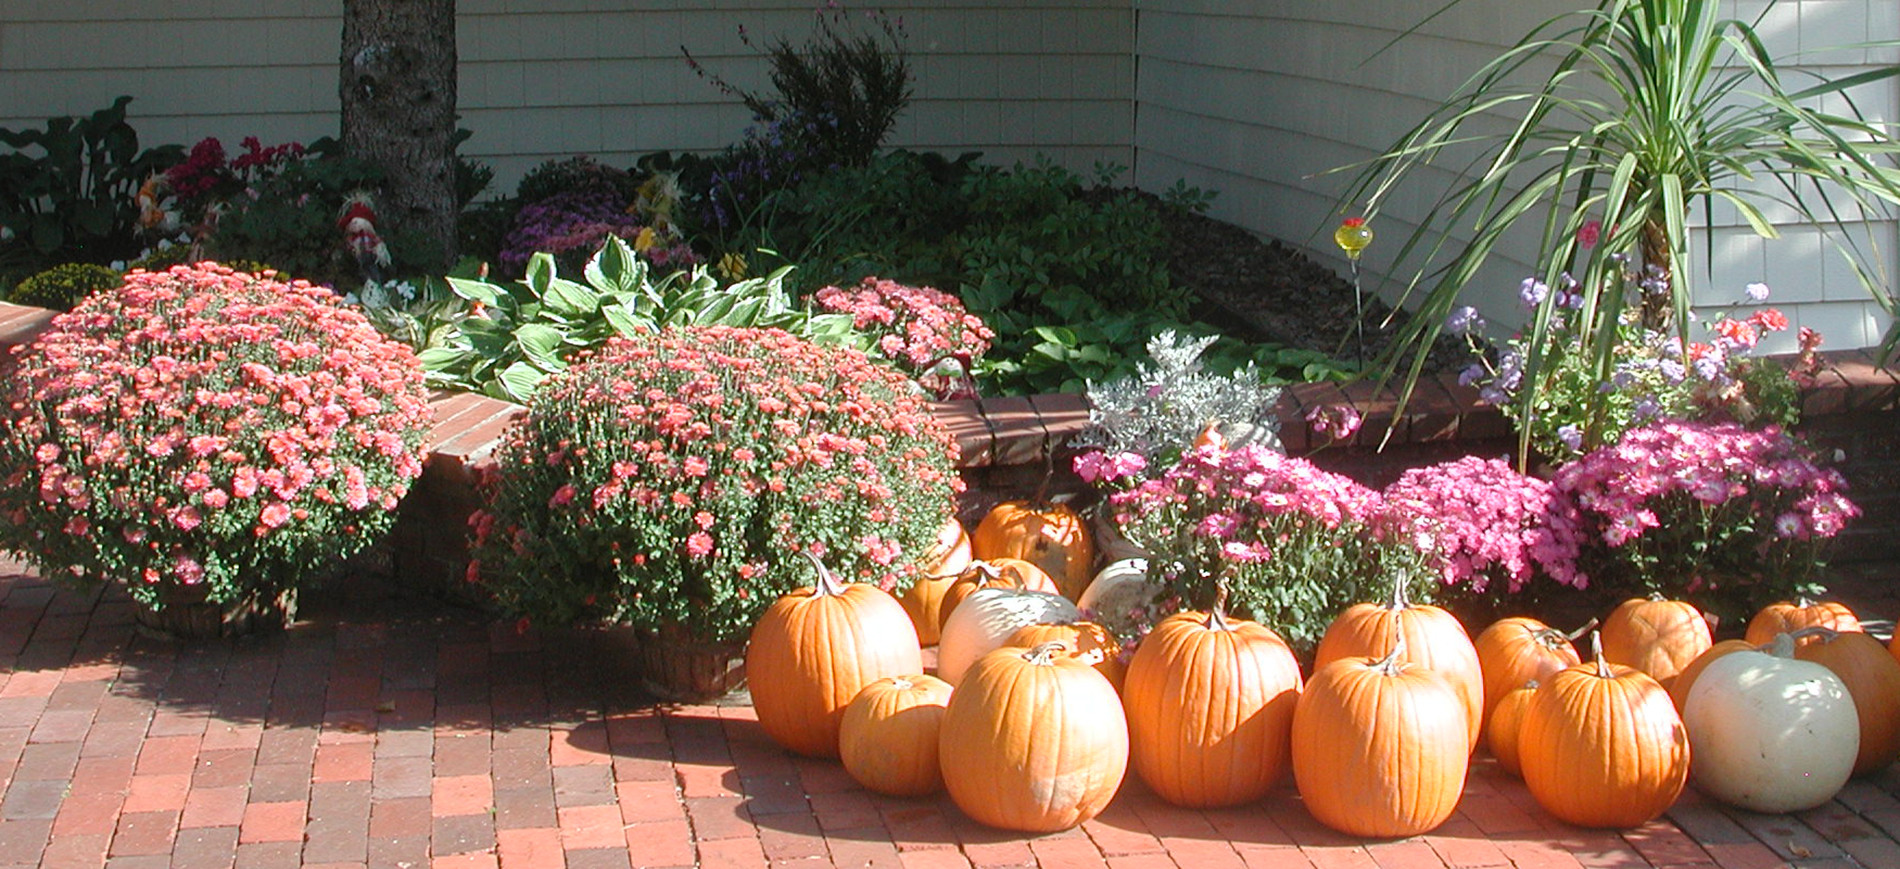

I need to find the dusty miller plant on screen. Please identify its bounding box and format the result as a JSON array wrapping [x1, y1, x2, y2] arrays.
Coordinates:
[[1071, 330, 1284, 470]]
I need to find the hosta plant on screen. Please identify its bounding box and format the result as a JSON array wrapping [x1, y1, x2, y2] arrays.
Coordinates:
[[466, 325, 962, 644], [0, 263, 432, 611]]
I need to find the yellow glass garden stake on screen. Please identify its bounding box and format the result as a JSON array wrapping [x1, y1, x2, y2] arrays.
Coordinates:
[[1334, 217, 1374, 364]]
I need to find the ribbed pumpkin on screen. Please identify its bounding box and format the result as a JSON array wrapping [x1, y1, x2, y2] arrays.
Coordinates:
[[1123, 595, 1303, 808], [938, 641, 1128, 832], [1666, 639, 1754, 714], [972, 500, 1095, 601], [1292, 632, 1469, 838], [1474, 617, 1582, 732], [1006, 620, 1126, 693], [1600, 597, 1712, 691], [1684, 633, 1857, 812], [898, 517, 975, 645], [1519, 634, 1690, 828], [937, 559, 1060, 631], [937, 583, 1080, 686], [1794, 628, 1900, 776], [839, 674, 954, 796], [1313, 575, 1483, 750], [1487, 681, 1538, 777], [1744, 599, 1860, 648]]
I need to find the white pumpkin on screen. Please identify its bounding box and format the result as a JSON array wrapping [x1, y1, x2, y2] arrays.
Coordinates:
[[1682, 634, 1859, 813], [1075, 558, 1162, 640], [936, 586, 1080, 686]]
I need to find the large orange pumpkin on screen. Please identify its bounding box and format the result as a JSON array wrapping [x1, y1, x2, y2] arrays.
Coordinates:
[[972, 500, 1095, 601], [937, 559, 1060, 631], [1744, 599, 1860, 648], [1006, 620, 1126, 693], [1599, 597, 1712, 691], [1123, 598, 1303, 808], [839, 674, 954, 796], [1519, 635, 1690, 828], [899, 517, 975, 645], [1313, 575, 1483, 750], [1795, 628, 1900, 776], [938, 642, 1128, 832], [1666, 639, 1754, 714], [1487, 681, 1538, 777], [1292, 632, 1469, 838], [747, 554, 924, 758], [1474, 617, 1582, 731]]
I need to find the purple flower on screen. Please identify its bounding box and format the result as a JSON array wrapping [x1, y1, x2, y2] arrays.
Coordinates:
[[1557, 424, 1583, 452], [1519, 277, 1550, 308], [1745, 282, 1771, 302], [1445, 306, 1483, 335]]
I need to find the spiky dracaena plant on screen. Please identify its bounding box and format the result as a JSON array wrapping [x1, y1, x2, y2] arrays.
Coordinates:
[[1071, 330, 1284, 469], [1337, 0, 1900, 456]]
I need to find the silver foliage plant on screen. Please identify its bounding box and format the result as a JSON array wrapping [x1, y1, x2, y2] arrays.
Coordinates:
[[1071, 330, 1285, 464]]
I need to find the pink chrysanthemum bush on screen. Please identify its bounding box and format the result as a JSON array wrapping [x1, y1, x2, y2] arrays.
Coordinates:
[[1383, 456, 1589, 595], [1552, 420, 1858, 621], [0, 263, 433, 610], [811, 278, 994, 399], [466, 325, 962, 644], [1107, 443, 1435, 653]]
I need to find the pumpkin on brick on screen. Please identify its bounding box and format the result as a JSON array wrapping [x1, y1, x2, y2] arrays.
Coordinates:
[[747, 554, 922, 758]]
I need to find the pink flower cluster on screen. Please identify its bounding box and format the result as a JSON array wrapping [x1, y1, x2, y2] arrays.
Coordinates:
[[812, 278, 995, 399], [0, 263, 432, 605], [1383, 456, 1588, 593], [1554, 421, 1856, 546], [1110, 444, 1384, 558], [468, 325, 963, 643]]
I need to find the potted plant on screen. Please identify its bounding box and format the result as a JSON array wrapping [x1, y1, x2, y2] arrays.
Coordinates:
[[0, 263, 433, 637], [465, 325, 962, 700]]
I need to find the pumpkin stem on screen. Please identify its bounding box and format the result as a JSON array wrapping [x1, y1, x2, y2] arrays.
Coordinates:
[[801, 551, 849, 598], [1375, 623, 1409, 676], [890, 676, 914, 691], [1206, 575, 1233, 632], [1765, 632, 1799, 658], [1024, 640, 1070, 666], [1590, 631, 1612, 679], [1562, 617, 1600, 642], [1775, 626, 1836, 650], [1384, 569, 1411, 612]]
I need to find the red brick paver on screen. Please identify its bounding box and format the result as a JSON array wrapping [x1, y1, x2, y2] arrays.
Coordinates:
[[3, 554, 1899, 868]]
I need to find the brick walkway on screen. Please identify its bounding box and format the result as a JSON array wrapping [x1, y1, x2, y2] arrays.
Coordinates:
[[3, 558, 1900, 868]]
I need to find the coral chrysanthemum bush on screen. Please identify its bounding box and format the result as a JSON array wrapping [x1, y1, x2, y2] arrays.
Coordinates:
[[467, 325, 962, 643], [811, 277, 994, 398], [0, 263, 433, 608], [1382, 456, 1588, 595]]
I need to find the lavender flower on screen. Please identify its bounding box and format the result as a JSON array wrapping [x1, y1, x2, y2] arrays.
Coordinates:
[[1445, 305, 1484, 335], [1519, 277, 1550, 308], [1745, 282, 1771, 302]]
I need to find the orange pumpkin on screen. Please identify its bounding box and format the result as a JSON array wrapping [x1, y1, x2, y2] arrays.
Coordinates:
[[839, 674, 954, 796], [1745, 599, 1860, 647], [938, 642, 1128, 832], [1006, 620, 1126, 693], [1795, 628, 1900, 776], [1519, 634, 1690, 828], [1313, 575, 1484, 751], [1123, 597, 1303, 808], [1292, 631, 1469, 838], [1666, 639, 1754, 714], [972, 500, 1095, 601], [1600, 597, 1711, 690], [1487, 681, 1538, 777], [937, 558, 1059, 631], [899, 517, 975, 645], [747, 554, 923, 758], [1474, 617, 1582, 732]]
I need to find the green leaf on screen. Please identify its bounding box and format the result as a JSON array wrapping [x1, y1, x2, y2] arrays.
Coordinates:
[[600, 302, 650, 338], [541, 277, 600, 320], [496, 361, 550, 402], [446, 276, 505, 307], [513, 323, 568, 372]]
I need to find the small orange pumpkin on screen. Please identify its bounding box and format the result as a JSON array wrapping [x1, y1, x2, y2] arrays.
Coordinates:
[[1487, 680, 1538, 777], [1006, 620, 1126, 693], [1519, 634, 1690, 828], [1666, 639, 1754, 714], [1292, 630, 1469, 838], [1599, 597, 1712, 691], [972, 500, 1095, 601], [1474, 617, 1582, 732], [839, 674, 954, 796], [938, 641, 1127, 832], [1313, 574, 1484, 751], [747, 554, 923, 758], [899, 517, 975, 645], [1744, 599, 1860, 648], [1123, 593, 1303, 808], [1794, 628, 1900, 776], [937, 558, 1059, 631]]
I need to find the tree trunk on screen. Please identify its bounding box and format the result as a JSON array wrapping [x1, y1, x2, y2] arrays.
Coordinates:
[[340, 0, 457, 272], [1638, 215, 1675, 331]]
